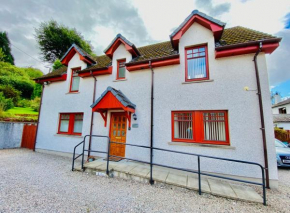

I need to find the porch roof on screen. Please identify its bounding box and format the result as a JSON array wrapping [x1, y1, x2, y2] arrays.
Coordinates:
[[91, 86, 136, 113]]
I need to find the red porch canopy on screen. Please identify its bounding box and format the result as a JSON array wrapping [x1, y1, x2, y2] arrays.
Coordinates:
[[91, 87, 136, 129]]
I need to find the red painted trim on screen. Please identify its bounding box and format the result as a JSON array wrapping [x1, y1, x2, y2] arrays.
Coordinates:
[[100, 111, 108, 127], [35, 74, 67, 84], [92, 91, 135, 113], [171, 110, 230, 145], [105, 38, 139, 58], [215, 43, 280, 58], [116, 59, 126, 80], [125, 112, 132, 129], [78, 66, 113, 78], [57, 112, 83, 136], [185, 45, 209, 82], [61, 47, 94, 66], [171, 15, 224, 48], [126, 57, 180, 71], [69, 67, 81, 93]]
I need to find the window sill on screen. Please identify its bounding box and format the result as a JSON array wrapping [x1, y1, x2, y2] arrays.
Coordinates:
[[168, 141, 235, 150], [65, 92, 80, 94], [54, 134, 83, 138], [182, 79, 214, 84], [113, 79, 127, 82]]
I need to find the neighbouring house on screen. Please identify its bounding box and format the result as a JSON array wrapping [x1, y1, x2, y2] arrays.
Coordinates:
[[34, 10, 281, 188], [272, 95, 290, 130]]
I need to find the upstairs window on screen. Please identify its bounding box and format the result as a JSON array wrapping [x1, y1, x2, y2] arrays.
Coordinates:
[[58, 113, 83, 135], [172, 110, 229, 145], [117, 59, 126, 80], [279, 107, 287, 114], [70, 67, 81, 92], [185, 45, 209, 81]]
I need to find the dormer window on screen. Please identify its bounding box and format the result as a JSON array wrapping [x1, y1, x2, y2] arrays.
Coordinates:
[[70, 67, 81, 92], [117, 59, 126, 80], [185, 45, 209, 81]]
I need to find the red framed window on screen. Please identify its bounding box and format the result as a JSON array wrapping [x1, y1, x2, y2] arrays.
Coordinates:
[[185, 45, 209, 81], [117, 59, 126, 80], [58, 113, 84, 135], [172, 110, 229, 145], [70, 67, 81, 92]]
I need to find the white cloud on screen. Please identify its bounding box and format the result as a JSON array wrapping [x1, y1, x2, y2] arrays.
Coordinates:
[[267, 30, 290, 86], [0, 0, 290, 85]]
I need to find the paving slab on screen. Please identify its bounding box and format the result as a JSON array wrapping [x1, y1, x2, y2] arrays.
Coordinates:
[[187, 175, 211, 193], [84, 160, 104, 169], [82, 159, 263, 204], [166, 173, 187, 188], [129, 165, 150, 178], [230, 184, 263, 203], [113, 162, 138, 173], [146, 169, 169, 182], [208, 179, 237, 198]]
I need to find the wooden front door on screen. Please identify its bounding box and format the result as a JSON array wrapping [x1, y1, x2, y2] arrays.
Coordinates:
[[109, 112, 127, 158]]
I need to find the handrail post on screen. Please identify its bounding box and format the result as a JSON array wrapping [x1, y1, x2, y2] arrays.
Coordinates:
[[261, 167, 266, 205], [72, 147, 76, 171], [106, 138, 111, 176], [198, 156, 201, 195], [81, 139, 85, 171], [149, 147, 154, 185]]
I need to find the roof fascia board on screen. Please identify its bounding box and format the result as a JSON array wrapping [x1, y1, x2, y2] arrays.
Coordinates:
[[215, 42, 280, 58]]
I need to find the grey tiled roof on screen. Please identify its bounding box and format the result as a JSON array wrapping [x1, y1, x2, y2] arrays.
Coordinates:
[[35, 66, 67, 80], [170, 9, 226, 39], [272, 99, 290, 108], [91, 86, 136, 110], [79, 55, 112, 73], [273, 114, 290, 122], [216, 26, 278, 47]]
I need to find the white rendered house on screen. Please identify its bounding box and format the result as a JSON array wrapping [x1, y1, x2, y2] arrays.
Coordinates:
[[272, 98, 290, 130], [35, 10, 281, 188]]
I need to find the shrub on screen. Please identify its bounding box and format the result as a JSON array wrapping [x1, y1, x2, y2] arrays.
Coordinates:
[[0, 85, 21, 105], [274, 127, 289, 142], [17, 99, 31, 107], [0, 76, 34, 99], [0, 92, 14, 111], [30, 97, 40, 112]]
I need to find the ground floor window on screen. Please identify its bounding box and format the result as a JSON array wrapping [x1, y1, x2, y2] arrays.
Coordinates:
[[58, 113, 83, 135], [172, 110, 229, 145]]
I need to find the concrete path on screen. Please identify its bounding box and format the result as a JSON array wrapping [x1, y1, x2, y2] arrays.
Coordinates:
[[81, 159, 263, 204]]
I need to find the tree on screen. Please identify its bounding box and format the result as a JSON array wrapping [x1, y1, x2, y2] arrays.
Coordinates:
[[52, 59, 64, 70], [35, 20, 94, 63], [0, 48, 5, 61], [0, 32, 14, 65]]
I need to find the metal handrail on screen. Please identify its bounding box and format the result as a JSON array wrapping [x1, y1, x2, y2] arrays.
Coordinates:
[[72, 135, 110, 171], [72, 135, 267, 205]]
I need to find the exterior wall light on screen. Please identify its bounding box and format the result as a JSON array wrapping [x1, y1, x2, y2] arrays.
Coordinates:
[[133, 113, 137, 120]]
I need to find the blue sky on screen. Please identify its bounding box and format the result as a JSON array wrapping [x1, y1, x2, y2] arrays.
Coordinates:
[[270, 12, 290, 98], [285, 13, 290, 29]]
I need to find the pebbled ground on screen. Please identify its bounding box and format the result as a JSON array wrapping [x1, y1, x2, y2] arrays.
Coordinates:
[[0, 149, 289, 213]]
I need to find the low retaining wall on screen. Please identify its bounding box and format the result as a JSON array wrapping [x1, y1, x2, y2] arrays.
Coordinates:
[[0, 122, 36, 149]]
